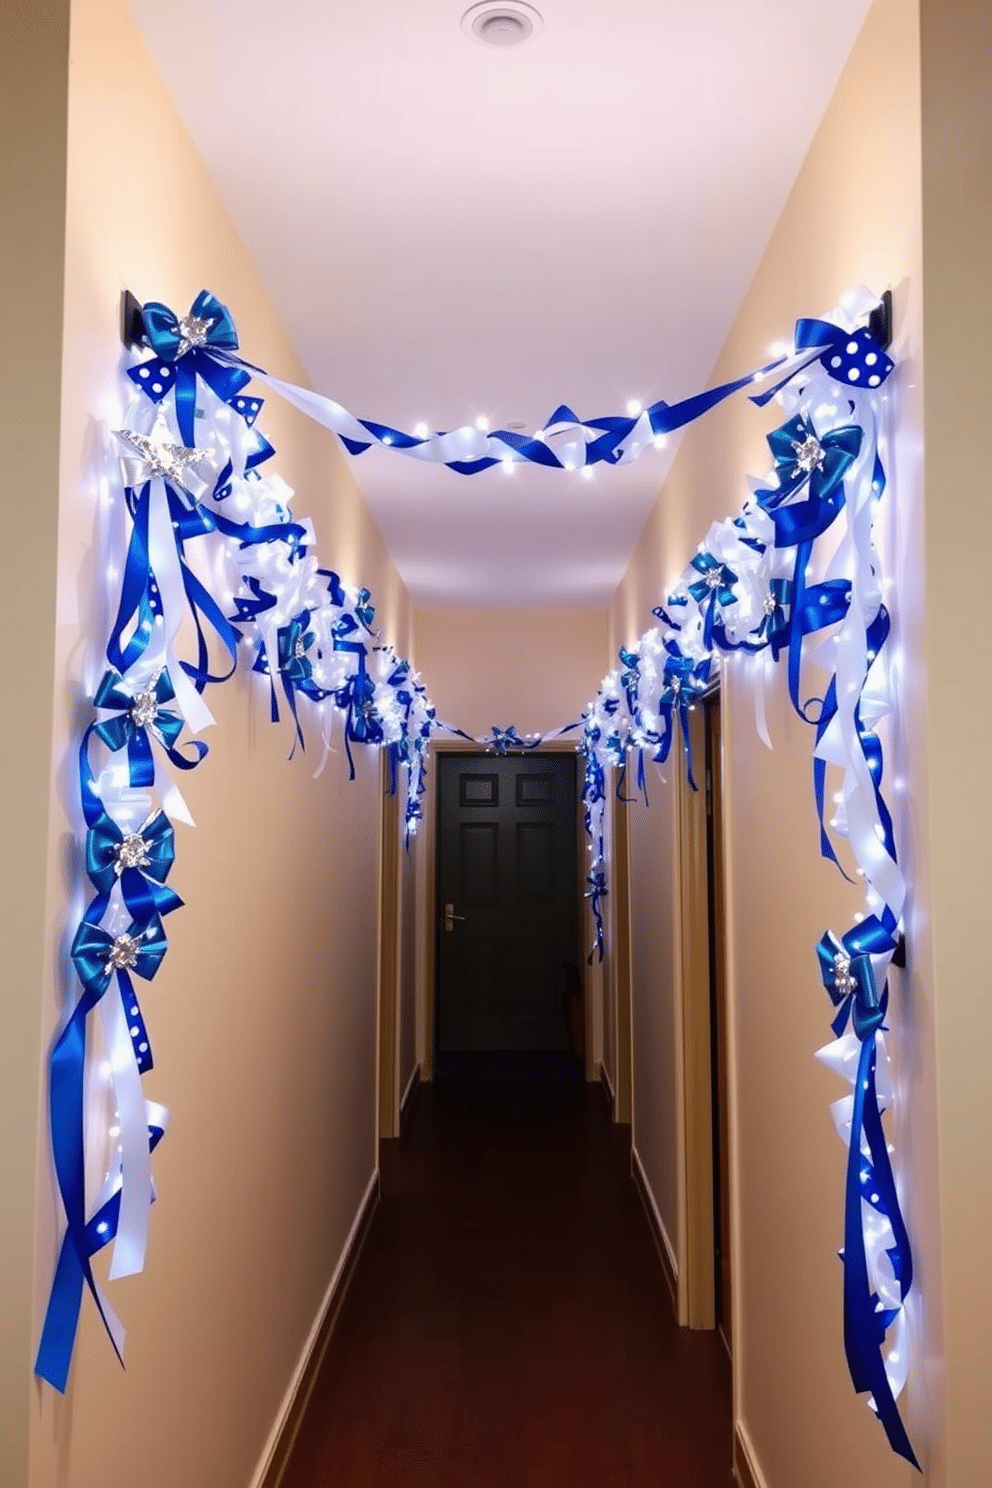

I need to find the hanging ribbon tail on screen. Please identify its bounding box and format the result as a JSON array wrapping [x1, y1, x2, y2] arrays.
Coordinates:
[[37, 996, 126, 1392], [843, 1039, 920, 1469]]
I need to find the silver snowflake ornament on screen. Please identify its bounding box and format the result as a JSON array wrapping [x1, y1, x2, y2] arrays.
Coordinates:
[[115, 833, 151, 875], [114, 426, 210, 498], [130, 690, 159, 729], [704, 566, 724, 591], [833, 952, 857, 998], [106, 933, 140, 973], [792, 433, 826, 476], [176, 313, 212, 357]]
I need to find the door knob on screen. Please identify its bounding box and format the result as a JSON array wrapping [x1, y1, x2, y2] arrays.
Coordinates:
[[444, 902, 466, 933]]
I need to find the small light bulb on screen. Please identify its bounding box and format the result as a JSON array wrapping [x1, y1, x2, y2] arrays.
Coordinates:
[[626, 399, 642, 417], [581, 466, 593, 481], [475, 415, 490, 432], [653, 434, 667, 450], [414, 421, 429, 439]]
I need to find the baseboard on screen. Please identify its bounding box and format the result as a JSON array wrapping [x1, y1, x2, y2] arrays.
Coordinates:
[[630, 1143, 678, 1312], [734, 1421, 768, 1488], [599, 1060, 615, 1108], [400, 1061, 421, 1131], [251, 1169, 380, 1488]]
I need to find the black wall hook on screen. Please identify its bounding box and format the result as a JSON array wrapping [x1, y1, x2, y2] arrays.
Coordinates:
[[868, 289, 893, 351], [121, 289, 146, 349]]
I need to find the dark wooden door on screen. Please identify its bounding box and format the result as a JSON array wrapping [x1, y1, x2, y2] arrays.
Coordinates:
[[436, 752, 578, 1053]]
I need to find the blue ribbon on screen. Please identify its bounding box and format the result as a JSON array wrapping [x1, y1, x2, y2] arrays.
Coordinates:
[[815, 927, 918, 1468], [35, 915, 168, 1392], [85, 809, 182, 922], [585, 870, 608, 965], [757, 417, 862, 717], [687, 552, 738, 651], [253, 612, 324, 752], [92, 669, 208, 786], [486, 725, 534, 754], [139, 291, 250, 446], [810, 607, 897, 874], [653, 648, 708, 790], [751, 319, 894, 409]]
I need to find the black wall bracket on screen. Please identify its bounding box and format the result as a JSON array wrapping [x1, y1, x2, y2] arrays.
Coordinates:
[[121, 289, 146, 349], [868, 289, 893, 350]]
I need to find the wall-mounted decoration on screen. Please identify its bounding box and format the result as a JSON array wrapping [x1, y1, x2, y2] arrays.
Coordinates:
[[38, 287, 915, 1468]]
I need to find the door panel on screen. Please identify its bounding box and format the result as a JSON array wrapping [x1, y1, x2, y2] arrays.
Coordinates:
[[437, 752, 578, 1053]]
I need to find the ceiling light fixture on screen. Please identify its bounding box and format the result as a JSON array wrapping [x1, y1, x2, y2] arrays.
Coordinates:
[[462, 2, 543, 47]]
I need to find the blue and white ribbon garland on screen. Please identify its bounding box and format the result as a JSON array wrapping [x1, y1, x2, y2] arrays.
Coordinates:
[[39, 285, 916, 1468], [37, 290, 437, 1394], [577, 287, 915, 1465]]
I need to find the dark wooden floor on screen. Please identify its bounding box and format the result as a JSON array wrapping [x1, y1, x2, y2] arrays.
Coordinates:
[[281, 1072, 734, 1487]]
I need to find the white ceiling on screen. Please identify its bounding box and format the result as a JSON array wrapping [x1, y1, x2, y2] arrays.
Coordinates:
[[127, 0, 872, 608]]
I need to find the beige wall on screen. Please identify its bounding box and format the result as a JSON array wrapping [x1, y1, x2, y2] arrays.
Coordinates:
[[608, 0, 963, 1483], [6, 4, 415, 1487], [414, 607, 608, 739], [0, 7, 72, 1484]]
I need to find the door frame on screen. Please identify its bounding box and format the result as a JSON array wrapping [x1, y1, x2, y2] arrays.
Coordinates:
[[377, 751, 401, 1139], [608, 790, 634, 1124], [422, 740, 588, 1080], [675, 688, 734, 1347]]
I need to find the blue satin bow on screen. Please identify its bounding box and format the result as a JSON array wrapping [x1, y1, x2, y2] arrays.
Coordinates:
[[653, 649, 708, 789], [137, 291, 250, 446], [487, 725, 530, 754], [585, 869, 608, 965], [91, 668, 208, 786], [751, 317, 895, 409], [688, 552, 739, 650], [756, 415, 862, 717], [85, 810, 182, 922]]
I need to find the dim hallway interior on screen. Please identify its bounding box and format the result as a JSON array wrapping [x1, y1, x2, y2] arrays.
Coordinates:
[[278, 1077, 733, 1488], [2, 2, 992, 1488]]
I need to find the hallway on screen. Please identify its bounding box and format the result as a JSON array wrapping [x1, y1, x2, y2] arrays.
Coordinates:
[[280, 1074, 733, 1487]]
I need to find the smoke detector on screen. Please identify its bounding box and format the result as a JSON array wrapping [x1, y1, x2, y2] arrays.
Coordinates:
[[462, 2, 543, 47]]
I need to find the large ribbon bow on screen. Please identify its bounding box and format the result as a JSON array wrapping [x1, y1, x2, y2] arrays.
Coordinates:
[[134, 290, 251, 446], [92, 668, 208, 786], [85, 810, 183, 922]]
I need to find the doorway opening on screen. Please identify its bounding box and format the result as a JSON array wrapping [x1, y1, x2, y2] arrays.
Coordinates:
[[432, 750, 583, 1082]]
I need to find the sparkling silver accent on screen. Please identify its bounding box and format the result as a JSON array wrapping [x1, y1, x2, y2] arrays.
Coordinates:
[[176, 313, 211, 357], [833, 952, 857, 998], [131, 690, 159, 728], [670, 676, 682, 695], [106, 934, 140, 972], [792, 433, 826, 476], [293, 637, 307, 660], [115, 833, 150, 875], [704, 566, 723, 592], [763, 591, 777, 616], [114, 428, 208, 494]]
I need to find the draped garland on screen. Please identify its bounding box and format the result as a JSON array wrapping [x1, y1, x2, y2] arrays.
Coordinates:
[[38, 287, 916, 1469]]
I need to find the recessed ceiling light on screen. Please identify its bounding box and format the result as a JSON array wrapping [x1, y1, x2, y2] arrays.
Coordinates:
[[462, 2, 543, 47]]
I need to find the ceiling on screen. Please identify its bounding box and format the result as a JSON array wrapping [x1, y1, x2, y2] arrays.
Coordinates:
[[127, 0, 872, 608]]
